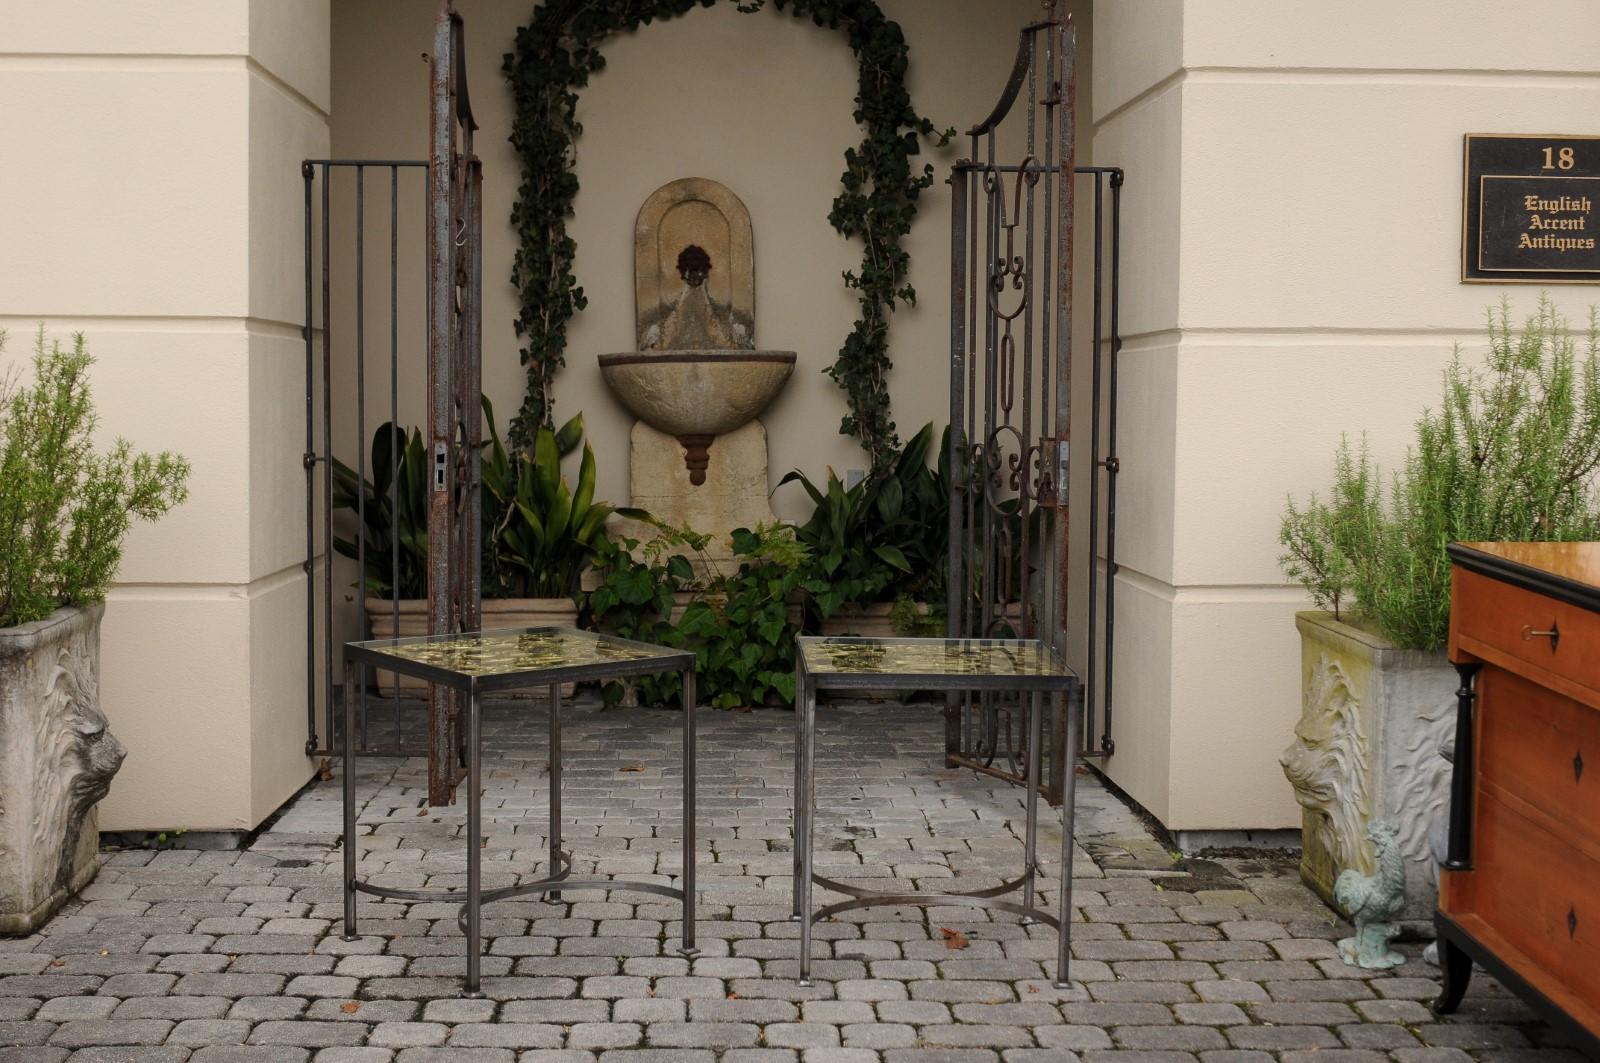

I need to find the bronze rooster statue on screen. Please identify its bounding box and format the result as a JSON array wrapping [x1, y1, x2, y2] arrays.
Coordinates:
[[1335, 819, 1407, 969]]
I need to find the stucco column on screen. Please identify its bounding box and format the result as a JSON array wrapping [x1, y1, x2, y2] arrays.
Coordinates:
[[0, 1, 330, 833], [1091, 0, 1600, 832]]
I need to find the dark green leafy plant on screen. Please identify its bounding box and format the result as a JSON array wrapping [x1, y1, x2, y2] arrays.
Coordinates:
[[1281, 297, 1600, 651], [587, 519, 712, 706], [331, 423, 429, 600], [481, 397, 614, 600], [781, 421, 949, 617], [677, 523, 811, 708], [504, 0, 950, 464], [0, 330, 191, 629], [888, 592, 943, 637]]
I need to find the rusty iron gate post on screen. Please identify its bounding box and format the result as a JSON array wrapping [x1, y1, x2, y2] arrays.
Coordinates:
[[425, 1, 483, 806], [947, 1, 1121, 803]]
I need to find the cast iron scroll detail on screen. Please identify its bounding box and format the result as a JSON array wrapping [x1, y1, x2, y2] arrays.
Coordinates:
[[947, 5, 1126, 803]]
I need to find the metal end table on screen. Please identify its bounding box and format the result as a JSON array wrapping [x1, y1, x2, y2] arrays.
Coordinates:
[[792, 635, 1081, 988], [340, 626, 698, 996]]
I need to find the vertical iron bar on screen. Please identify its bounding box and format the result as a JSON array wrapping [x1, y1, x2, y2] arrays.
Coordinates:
[[681, 667, 698, 955], [1038, 21, 1056, 646], [1101, 170, 1123, 756], [426, 5, 454, 805], [1018, 31, 1037, 649], [321, 163, 334, 762], [791, 659, 805, 919], [463, 160, 483, 633], [965, 134, 980, 756], [1051, 19, 1077, 801], [464, 685, 482, 996], [303, 162, 317, 755], [1054, 684, 1079, 988], [355, 166, 368, 752], [1084, 173, 1103, 755], [797, 678, 816, 987], [946, 166, 968, 764], [390, 166, 401, 749], [341, 655, 357, 939], [1023, 690, 1042, 915], [549, 683, 563, 902]]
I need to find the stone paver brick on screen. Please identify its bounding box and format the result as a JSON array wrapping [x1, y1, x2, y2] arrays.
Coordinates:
[[49, 1019, 174, 1047], [17, 700, 1565, 1063]]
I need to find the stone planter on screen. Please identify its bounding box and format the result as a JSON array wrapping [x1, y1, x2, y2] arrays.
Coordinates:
[[820, 603, 928, 700], [0, 604, 126, 935], [365, 597, 579, 699], [819, 602, 900, 639], [1281, 611, 1457, 931]]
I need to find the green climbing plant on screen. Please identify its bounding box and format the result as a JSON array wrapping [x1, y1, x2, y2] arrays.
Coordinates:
[[504, 0, 949, 467]]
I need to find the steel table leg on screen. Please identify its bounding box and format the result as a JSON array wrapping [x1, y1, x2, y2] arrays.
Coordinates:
[[1022, 691, 1043, 919], [464, 688, 483, 997], [549, 682, 562, 904], [798, 678, 817, 987], [341, 656, 357, 940], [1055, 686, 1080, 989], [680, 667, 698, 956], [791, 663, 805, 921]]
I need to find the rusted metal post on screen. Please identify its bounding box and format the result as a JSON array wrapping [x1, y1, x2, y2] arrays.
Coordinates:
[[424, 1, 481, 806]]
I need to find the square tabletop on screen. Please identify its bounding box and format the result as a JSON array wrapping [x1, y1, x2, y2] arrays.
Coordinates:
[[797, 635, 1077, 692], [344, 626, 694, 693]]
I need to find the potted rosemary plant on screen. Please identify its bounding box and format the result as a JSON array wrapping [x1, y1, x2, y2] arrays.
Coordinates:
[[1279, 298, 1600, 929], [0, 330, 189, 933]]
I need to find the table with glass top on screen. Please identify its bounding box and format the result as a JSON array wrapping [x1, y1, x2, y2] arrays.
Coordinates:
[[792, 635, 1082, 988], [340, 627, 697, 996]]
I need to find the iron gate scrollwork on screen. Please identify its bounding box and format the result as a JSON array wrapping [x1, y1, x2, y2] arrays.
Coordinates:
[[947, 2, 1122, 803]]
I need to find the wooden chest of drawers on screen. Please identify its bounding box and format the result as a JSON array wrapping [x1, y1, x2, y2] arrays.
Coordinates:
[[1440, 541, 1600, 1055]]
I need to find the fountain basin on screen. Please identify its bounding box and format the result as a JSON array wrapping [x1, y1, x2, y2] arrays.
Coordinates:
[[599, 349, 796, 438]]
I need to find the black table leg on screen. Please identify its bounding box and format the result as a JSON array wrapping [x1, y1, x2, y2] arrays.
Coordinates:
[[342, 656, 358, 941], [464, 688, 482, 997], [681, 667, 698, 956]]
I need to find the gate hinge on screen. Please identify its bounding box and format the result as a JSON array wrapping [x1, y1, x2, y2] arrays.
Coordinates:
[[302, 451, 319, 469], [1102, 455, 1120, 475]]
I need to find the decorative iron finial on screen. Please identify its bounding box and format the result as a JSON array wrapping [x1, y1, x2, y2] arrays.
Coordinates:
[[1041, 0, 1062, 23]]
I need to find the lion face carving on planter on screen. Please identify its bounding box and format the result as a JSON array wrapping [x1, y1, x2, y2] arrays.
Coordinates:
[[1281, 654, 1373, 884], [39, 643, 126, 893], [1, 604, 127, 933]]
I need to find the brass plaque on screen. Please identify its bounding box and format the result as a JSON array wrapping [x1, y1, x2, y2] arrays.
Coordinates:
[[1463, 134, 1600, 284]]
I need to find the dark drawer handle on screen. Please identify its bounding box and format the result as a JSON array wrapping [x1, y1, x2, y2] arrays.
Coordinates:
[[1570, 905, 1580, 941], [1521, 621, 1560, 651]]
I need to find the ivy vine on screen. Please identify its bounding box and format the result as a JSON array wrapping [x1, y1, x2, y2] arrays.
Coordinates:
[[504, 0, 949, 467]]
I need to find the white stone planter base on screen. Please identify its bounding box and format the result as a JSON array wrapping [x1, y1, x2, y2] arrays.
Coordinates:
[[0, 604, 125, 935], [1282, 611, 1457, 932]]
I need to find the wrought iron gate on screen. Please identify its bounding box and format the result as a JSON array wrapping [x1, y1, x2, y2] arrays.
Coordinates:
[[304, 2, 483, 808], [946, 3, 1122, 803]]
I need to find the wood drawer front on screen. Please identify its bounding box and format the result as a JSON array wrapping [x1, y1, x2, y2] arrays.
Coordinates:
[[1454, 567, 1600, 698], [1463, 787, 1600, 997], [1478, 666, 1600, 840]]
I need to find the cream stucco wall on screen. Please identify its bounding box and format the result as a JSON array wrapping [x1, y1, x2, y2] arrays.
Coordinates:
[[1093, 0, 1600, 829], [326, 0, 1076, 518], [0, 1, 329, 832], [14, 0, 1594, 841]]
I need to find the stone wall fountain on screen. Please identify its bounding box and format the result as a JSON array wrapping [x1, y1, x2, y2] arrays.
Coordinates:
[[600, 178, 795, 563]]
